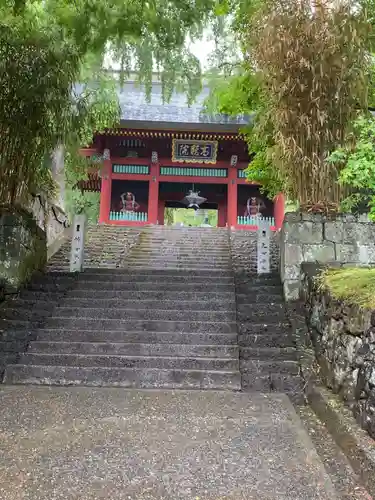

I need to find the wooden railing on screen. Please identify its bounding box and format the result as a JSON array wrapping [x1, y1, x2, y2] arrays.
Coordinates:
[[109, 211, 148, 222]]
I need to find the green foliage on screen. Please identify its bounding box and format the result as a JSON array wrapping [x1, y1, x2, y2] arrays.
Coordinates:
[[0, 22, 80, 206], [65, 190, 100, 223], [328, 114, 375, 218], [64, 72, 120, 218], [164, 208, 175, 225], [206, 0, 371, 209], [205, 68, 285, 198], [248, 0, 370, 210], [318, 267, 375, 309], [4, 0, 218, 102], [1, 0, 219, 210], [166, 208, 218, 226]]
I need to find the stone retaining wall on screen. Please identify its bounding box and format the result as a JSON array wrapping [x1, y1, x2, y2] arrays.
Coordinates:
[[229, 229, 280, 273], [281, 213, 375, 300], [0, 208, 46, 298], [301, 263, 375, 439]]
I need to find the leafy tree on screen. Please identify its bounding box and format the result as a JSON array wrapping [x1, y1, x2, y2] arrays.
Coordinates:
[[206, 0, 371, 210], [204, 67, 286, 199], [4, 0, 217, 102], [328, 114, 375, 218], [0, 24, 80, 207], [0, 0, 218, 209], [64, 73, 120, 219]]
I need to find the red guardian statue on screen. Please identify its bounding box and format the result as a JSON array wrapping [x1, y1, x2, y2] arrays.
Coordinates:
[[244, 197, 266, 217], [120, 192, 140, 213]]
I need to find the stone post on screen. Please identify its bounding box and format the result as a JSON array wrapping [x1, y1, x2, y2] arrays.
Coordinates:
[[69, 214, 86, 272], [257, 218, 271, 274]]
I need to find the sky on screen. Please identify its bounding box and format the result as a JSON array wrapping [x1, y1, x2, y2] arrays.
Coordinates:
[[189, 35, 216, 69], [104, 32, 216, 72]]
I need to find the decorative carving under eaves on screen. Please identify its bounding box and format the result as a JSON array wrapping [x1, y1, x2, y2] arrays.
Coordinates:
[[230, 155, 238, 167], [151, 151, 159, 164]]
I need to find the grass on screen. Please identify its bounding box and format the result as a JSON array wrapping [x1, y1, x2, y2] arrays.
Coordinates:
[[319, 267, 375, 309]]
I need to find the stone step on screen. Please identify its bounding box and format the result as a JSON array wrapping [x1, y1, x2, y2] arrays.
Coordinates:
[[236, 285, 283, 295], [50, 256, 233, 265], [136, 244, 230, 251], [240, 347, 297, 361], [240, 359, 299, 375], [234, 273, 280, 281], [34, 329, 238, 345], [58, 298, 236, 311], [128, 252, 231, 259], [29, 341, 239, 358], [74, 274, 235, 284], [52, 307, 237, 322], [236, 294, 283, 304], [48, 257, 232, 267], [0, 340, 28, 352], [39, 270, 235, 281], [4, 365, 241, 390], [19, 352, 239, 371], [237, 303, 285, 314], [238, 322, 291, 336], [82, 269, 233, 276], [0, 308, 52, 321], [238, 311, 287, 324], [44, 318, 237, 334], [238, 333, 294, 348], [124, 266, 231, 272], [0, 319, 39, 332], [124, 260, 232, 268], [0, 353, 19, 377], [72, 282, 235, 292], [241, 372, 303, 395], [21, 289, 234, 302]]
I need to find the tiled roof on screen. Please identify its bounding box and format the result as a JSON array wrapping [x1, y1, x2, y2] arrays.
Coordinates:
[[118, 82, 250, 125], [75, 81, 250, 126]]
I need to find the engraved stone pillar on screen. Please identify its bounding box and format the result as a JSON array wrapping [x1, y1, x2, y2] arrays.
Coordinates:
[[257, 218, 271, 274], [69, 214, 86, 272]]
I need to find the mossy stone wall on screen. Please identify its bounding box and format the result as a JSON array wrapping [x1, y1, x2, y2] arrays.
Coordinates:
[[0, 208, 46, 297]]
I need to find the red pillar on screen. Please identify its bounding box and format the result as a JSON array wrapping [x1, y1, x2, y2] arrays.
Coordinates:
[[274, 192, 286, 230], [227, 168, 238, 228], [218, 201, 226, 227], [148, 162, 159, 224], [158, 200, 165, 225], [99, 149, 112, 224]]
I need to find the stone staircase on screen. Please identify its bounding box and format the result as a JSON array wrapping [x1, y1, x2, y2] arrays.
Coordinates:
[[1, 225, 302, 398], [3, 226, 241, 390], [236, 272, 302, 400], [47, 225, 141, 271]]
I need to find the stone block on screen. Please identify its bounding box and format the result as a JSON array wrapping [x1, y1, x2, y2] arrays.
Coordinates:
[[324, 221, 344, 243], [358, 213, 371, 223], [336, 244, 360, 263], [283, 279, 300, 301], [340, 213, 358, 223], [343, 223, 371, 245], [358, 246, 375, 265], [302, 243, 336, 263], [301, 213, 324, 223], [283, 243, 303, 264], [284, 265, 300, 280], [335, 244, 375, 264], [284, 212, 302, 223], [284, 221, 323, 244]]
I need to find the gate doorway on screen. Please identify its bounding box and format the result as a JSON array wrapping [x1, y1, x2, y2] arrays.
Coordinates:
[[164, 201, 219, 227]]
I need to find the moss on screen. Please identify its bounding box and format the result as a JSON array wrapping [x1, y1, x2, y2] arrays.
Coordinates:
[[319, 267, 375, 309], [0, 207, 46, 293]]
